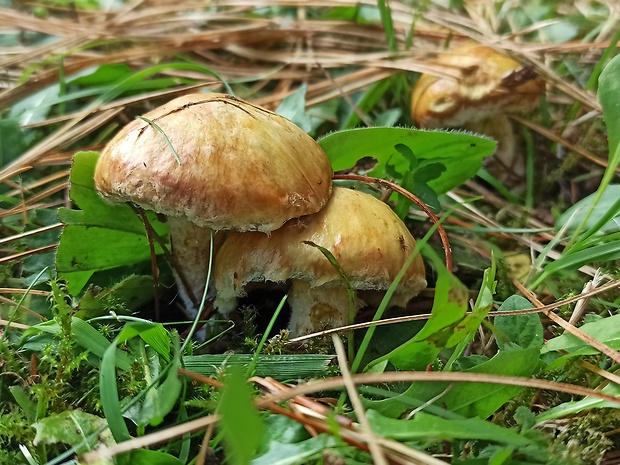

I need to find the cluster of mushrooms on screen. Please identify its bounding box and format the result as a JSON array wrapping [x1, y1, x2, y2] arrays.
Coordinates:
[[93, 93, 427, 336], [92, 44, 543, 337]]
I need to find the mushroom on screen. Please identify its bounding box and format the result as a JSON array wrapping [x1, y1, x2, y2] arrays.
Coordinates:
[[411, 43, 545, 183], [94, 93, 333, 313], [214, 187, 427, 336]]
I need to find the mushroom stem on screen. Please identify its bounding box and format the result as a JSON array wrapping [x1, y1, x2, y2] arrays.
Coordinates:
[[287, 280, 362, 337], [167, 217, 224, 315]]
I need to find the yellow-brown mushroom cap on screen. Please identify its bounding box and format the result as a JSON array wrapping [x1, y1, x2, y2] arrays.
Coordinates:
[[411, 43, 545, 128], [214, 187, 427, 303], [94, 93, 333, 232]]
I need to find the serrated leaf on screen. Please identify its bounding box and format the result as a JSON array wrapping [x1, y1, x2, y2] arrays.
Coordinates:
[[319, 127, 495, 194], [74, 275, 155, 319]]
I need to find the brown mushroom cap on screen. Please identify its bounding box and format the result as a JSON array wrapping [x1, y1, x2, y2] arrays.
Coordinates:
[[94, 93, 333, 232], [411, 43, 545, 128], [214, 187, 427, 310]]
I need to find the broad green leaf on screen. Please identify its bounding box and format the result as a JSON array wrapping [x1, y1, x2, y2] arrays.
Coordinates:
[[542, 313, 620, 354], [403, 347, 541, 418], [117, 320, 172, 362], [33, 410, 114, 453], [117, 323, 180, 427], [252, 416, 335, 465], [123, 340, 181, 428], [494, 295, 543, 350], [367, 410, 533, 447], [56, 151, 167, 294], [219, 367, 265, 465], [251, 435, 335, 465], [319, 127, 495, 194]]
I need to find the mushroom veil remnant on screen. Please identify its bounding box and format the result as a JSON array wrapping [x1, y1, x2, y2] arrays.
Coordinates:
[[411, 43, 544, 183], [94, 93, 333, 313], [214, 187, 427, 336]]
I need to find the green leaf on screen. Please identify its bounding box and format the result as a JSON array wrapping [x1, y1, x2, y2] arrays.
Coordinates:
[[21, 317, 133, 372], [367, 410, 533, 446], [276, 84, 312, 133], [0, 119, 26, 166], [183, 354, 333, 380], [538, 239, 620, 278], [342, 78, 392, 129], [542, 313, 620, 355], [494, 296, 543, 350], [74, 275, 155, 319], [70, 64, 133, 86], [380, 254, 469, 370], [444, 261, 496, 348], [9, 386, 37, 423], [118, 320, 172, 362], [219, 367, 265, 465], [556, 184, 620, 235], [319, 127, 495, 194], [56, 151, 167, 294], [535, 382, 620, 422], [599, 54, 620, 156], [100, 335, 132, 443], [33, 410, 115, 453], [120, 449, 184, 465], [252, 416, 335, 465], [403, 347, 541, 418]]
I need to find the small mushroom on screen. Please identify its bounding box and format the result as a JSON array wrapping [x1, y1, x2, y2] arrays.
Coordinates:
[[214, 187, 427, 336], [94, 93, 333, 313], [411, 43, 544, 183]]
